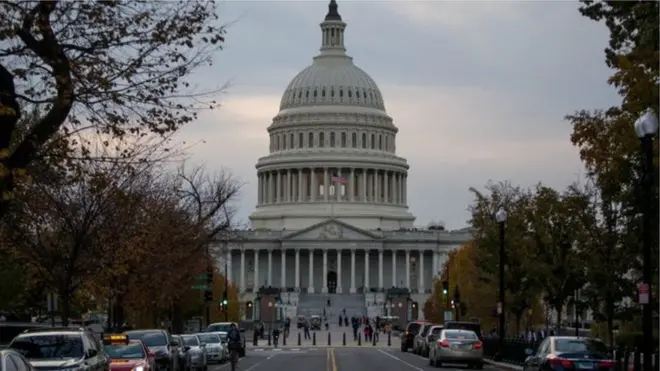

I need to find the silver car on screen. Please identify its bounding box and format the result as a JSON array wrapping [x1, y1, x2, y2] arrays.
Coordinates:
[[421, 325, 444, 357], [428, 329, 483, 369], [212, 332, 229, 363], [196, 333, 223, 364], [181, 335, 207, 371]]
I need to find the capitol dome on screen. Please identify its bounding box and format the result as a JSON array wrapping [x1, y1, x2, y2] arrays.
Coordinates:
[[249, 0, 415, 231]]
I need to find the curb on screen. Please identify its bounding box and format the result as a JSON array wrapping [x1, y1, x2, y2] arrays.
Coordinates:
[[484, 359, 524, 371]]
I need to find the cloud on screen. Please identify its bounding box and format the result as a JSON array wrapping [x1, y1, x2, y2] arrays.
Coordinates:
[[173, 0, 620, 229]]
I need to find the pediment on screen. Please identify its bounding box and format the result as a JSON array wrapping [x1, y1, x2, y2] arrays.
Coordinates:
[[283, 219, 380, 241]]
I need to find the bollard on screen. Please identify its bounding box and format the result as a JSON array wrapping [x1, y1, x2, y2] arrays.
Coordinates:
[[253, 334, 258, 346], [283, 332, 286, 346], [267, 332, 271, 346], [328, 332, 331, 346], [387, 332, 391, 347], [342, 333, 346, 346], [372, 333, 376, 346], [358, 333, 362, 346], [298, 332, 301, 346], [313, 332, 316, 346]]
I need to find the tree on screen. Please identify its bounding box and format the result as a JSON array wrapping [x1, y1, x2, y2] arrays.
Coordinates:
[[468, 181, 542, 334], [0, 1, 226, 219], [526, 185, 588, 328]]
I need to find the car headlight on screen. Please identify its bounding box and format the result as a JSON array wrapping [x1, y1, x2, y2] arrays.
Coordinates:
[[132, 367, 144, 371]]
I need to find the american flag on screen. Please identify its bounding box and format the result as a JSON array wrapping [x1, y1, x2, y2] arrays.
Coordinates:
[[331, 173, 348, 184]]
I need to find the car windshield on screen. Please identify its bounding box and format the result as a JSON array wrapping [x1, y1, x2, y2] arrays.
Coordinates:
[[555, 339, 609, 354], [406, 323, 422, 334], [430, 327, 443, 336], [104, 342, 145, 359], [207, 324, 231, 332], [182, 336, 199, 346], [445, 331, 478, 340], [126, 332, 168, 347], [218, 333, 227, 342], [11, 334, 84, 359], [197, 334, 220, 344]]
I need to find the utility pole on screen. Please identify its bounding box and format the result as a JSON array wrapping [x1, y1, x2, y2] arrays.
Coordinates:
[[204, 244, 212, 327], [224, 233, 229, 321]]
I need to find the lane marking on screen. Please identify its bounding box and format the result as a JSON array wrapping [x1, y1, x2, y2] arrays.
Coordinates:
[[327, 347, 331, 371], [242, 354, 278, 371], [376, 348, 424, 371], [329, 347, 337, 371]]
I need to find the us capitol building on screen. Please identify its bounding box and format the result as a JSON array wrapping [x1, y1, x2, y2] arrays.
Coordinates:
[[222, 0, 472, 322]]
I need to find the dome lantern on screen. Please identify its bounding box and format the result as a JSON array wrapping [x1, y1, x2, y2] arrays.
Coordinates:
[[319, 0, 346, 56]]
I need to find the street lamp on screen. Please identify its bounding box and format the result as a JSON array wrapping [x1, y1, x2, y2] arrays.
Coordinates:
[[634, 108, 658, 371], [495, 207, 507, 359]]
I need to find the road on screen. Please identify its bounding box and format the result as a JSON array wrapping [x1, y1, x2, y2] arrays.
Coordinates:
[[208, 348, 508, 371]]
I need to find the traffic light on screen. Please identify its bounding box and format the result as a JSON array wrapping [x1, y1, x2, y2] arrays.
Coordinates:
[[451, 299, 455, 309], [204, 266, 213, 303], [441, 280, 449, 295]]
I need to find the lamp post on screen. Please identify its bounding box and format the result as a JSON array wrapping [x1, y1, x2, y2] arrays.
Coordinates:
[[634, 108, 658, 371], [495, 207, 507, 359]]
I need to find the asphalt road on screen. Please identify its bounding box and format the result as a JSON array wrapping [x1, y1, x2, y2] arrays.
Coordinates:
[[208, 347, 508, 371]]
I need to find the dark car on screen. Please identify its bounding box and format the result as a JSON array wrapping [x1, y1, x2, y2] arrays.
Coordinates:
[[125, 330, 179, 371], [444, 321, 483, 340], [10, 327, 109, 371], [523, 336, 615, 371], [401, 321, 429, 352]]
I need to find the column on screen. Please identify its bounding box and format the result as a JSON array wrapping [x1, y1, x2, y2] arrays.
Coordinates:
[[267, 249, 273, 286], [392, 250, 397, 287], [402, 175, 407, 204], [350, 249, 356, 293], [254, 250, 260, 289], [432, 251, 439, 278], [361, 169, 367, 202], [286, 170, 291, 202], [364, 250, 370, 289], [281, 248, 287, 288], [378, 250, 384, 290], [419, 250, 425, 292], [384, 171, 389, 203], [257, 174, 262, 204], [349, 168, 355, 202], [240, 249, 246, 292], [323, 168, 329, 201], [322, 249, 328, 292], [311, 168, 317, 201], [276, 171, 282, 203], [391, 173, 396, 204], [375, 170, 380, 203], [268, 172, 274, 204], [294, 249, 300, 290], [308, 249, 314, 293], [227, 251, 232, 283], [405, 250, 410, 288], [336, 168, 341, 201], [298, 169, 303, 202], [336, 250, 342, 293]]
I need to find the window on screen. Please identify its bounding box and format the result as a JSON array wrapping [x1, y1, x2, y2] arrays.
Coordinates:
[[348, 90, 352, 98], [341, 132, 347, 148], [11, 334, 85, 359], [290, 133, 294, 148], [378, 135, 382, 149], [339, 89, 343, 98], [361, 133, 366, 148], [308, 132, 314, 147], [305, 90, 309, 98], [331, 88, 334, 97], [330, 132, 335, 147], [298, 133, 303, 148], [283, 134, 287, 149], [351, 133, 357, 148], [322, 89, 326, 97], [319, 132, 325, 147], [371, 134, 375, 149], [314, 89, 318, 97], [385, 136, 389, 151]]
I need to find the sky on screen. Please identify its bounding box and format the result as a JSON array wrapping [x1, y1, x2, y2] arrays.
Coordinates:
[[175, 0, 621, 230]]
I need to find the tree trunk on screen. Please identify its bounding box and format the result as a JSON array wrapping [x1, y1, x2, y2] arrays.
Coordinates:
[[514, 313, 522, 336], [605, 295, 615, 347], [555, 307, 562, 329], [172, 302, 183, 334], [60, 290, 71, 327]]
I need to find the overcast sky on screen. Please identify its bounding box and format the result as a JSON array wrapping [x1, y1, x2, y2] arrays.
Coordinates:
[[176, 0, 620, 230]]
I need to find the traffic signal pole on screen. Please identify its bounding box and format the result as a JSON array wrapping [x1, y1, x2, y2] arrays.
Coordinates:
[[224, 260, 228, 321], [204, 245, 213, 327]]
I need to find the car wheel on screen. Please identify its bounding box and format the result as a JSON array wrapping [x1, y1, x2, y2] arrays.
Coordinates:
[[475, 363, 483, 370], [429, 356, 435, 366]]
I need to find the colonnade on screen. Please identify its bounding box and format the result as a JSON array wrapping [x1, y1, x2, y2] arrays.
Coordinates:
[[229, 248, 446, 294], [257, 167, 407, 205]]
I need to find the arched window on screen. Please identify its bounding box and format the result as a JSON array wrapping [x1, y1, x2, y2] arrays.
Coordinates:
[[319, 132, 325, 147], [378, 135, 382, 150], [330, 132, 335, 147], [298, 132, 303, 148], [283, 134, 287, 149], [309, 132, 314, 147], [385, 136, 389, 151], [370, 134, 375, 149], [290, 133, 294, 148], [341, 132, 347, 148], [351, 133, 357, 148], [361, 133, 366, 148]]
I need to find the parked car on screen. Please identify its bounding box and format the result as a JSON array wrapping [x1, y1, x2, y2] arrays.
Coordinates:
[[428, 329, 483, 369], [421, 325, 444, 357], [413, 324, 434, 355], [523, 336, 615, 371], [206, 322, 245, 357], [181, 335, 207, 371], [401, 321, 429, 352], [125, 329, 180, 371]]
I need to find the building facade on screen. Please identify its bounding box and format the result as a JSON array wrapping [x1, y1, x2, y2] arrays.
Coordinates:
[[220, 0, 472, 319]]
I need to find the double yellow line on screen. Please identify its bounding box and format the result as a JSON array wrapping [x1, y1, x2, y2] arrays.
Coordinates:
[[326, 347, 337, 371]]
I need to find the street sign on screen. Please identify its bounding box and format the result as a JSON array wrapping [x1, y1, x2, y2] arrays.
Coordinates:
[[191, 284, 209, 290], [638, 283, 649, 304], [444, 310, 453, 321]]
